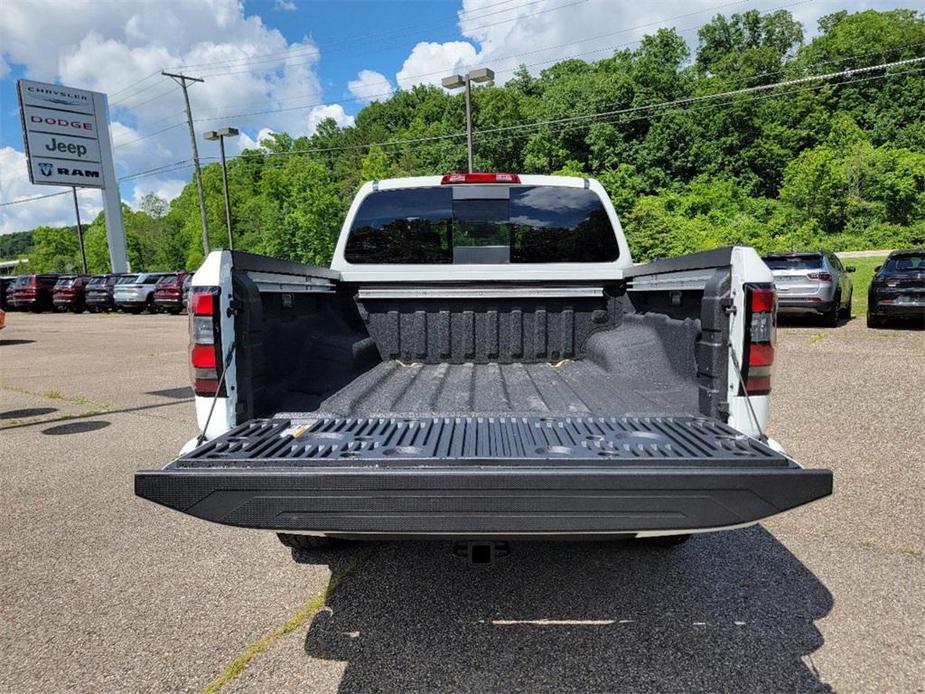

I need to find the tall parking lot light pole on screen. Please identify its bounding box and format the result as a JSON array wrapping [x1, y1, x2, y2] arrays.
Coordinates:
[[203, 127, 239, 250], [441, 68, 494, 172]]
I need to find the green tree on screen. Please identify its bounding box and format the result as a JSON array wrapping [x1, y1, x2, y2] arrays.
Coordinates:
[[27, 226, 80, 272]]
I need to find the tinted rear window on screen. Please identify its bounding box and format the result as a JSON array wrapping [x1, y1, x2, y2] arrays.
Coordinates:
[[117, 274, 139, 284], [884, 254, 925, 272], [345, 185, 619, 264], [763, 255, 823, 270], [156, 274, 178, 286]]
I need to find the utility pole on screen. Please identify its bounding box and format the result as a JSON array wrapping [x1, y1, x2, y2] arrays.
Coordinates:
[[71, 187, 88, 274], [162, 71, 210, 256]]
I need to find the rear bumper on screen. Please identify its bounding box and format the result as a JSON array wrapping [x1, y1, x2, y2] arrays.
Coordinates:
[[868, 298, 925, 319], [135, 464, 832, 536], [777, 298, 835, 314], [86, 294, 114, 306]]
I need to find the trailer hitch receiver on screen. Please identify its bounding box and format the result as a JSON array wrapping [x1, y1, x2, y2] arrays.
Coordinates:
[[453, 541, 511, 565]]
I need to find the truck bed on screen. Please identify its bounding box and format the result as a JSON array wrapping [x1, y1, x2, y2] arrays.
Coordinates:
[[135, 247, 833, 538], [270, 314, 702, 419], [277, 358, 697, 419]]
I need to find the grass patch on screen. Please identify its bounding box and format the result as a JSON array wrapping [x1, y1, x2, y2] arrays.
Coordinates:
[[0, 384, 108, 409], [808, 332, 826, 345], [844, 255, 889, 316]]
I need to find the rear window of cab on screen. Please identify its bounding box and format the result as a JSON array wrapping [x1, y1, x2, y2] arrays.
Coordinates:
[[344, 185, 620, 264]]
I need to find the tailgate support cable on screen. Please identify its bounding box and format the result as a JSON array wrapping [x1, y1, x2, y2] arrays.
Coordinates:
[[197, 342, 236, 446]]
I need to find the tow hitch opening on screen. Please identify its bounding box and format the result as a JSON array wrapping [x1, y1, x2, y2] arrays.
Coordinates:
[[453, 541, 511, 565]]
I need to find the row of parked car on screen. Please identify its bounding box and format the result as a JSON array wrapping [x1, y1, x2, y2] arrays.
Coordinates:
[[762, 248, 924, 327], [0, 271, 191, 314]]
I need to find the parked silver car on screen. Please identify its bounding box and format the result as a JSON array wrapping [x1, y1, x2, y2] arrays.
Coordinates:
[[762, 251, 855, 326], [113, 273, 169, 313]]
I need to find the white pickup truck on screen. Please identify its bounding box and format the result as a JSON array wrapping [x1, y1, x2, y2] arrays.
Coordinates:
[[135, 173, 831, 559]]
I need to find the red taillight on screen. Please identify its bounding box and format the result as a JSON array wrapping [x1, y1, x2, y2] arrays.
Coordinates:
[[190, 344, 217, 369], [750, 286, 775, 313], [189, 286, 222, 396], [441, 172, 521, 184], [741, 283, 776, 396], [191, 291, 214, 316], [807, 272, 833, 281], [748, 342, 775, 367]]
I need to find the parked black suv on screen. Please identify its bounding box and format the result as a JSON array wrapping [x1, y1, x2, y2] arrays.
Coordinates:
[[867, 249, 925, 328], [85, 274, 127, 312]]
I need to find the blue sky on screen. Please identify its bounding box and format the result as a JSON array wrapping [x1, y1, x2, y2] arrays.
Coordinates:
[[0, 0, 901, 234]]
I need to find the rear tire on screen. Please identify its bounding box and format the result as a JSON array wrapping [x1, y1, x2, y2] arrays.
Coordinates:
[[839, 293, 852, 320], [824, 294, 840, 327], [867, 313, 883, 329]]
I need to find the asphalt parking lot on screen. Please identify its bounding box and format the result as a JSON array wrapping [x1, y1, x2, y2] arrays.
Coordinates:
[[1, 311, 922, 693]]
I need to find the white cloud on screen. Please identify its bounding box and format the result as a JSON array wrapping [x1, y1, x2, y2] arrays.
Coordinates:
[[130, 177, 186, 209], [308, 104, 354, 133], [348, 69, 393, 103], [396, 41, 479, 90], [393, 0, 899, 91], [0, 147, 103, 235], [236, 127, 276, 152], [0, 0, 334, 234], [275, 0, 297, 10]]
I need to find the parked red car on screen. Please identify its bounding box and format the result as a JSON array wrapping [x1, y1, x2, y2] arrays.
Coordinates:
[[11, 274, 59, 312], [153, 272, 189, 314], [53, 275, 92, 312]]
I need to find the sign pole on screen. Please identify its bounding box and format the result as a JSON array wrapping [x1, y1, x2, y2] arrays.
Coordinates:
[[72, 187, 88, 274], [92, 91, 127, 273]]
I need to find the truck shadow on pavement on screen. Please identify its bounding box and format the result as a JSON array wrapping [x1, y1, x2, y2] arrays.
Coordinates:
[[299, 526, 832, 692]]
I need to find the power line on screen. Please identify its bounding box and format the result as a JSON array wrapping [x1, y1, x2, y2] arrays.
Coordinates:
[[218, 55, 925, 160], [4, 56, 923, 210], [186, 0, 813, 124], [171, 0, 578, 74], [110, 0, 796, 145]]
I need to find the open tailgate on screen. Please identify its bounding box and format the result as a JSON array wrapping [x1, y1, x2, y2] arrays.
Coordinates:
[[135, 415, 832, 536]]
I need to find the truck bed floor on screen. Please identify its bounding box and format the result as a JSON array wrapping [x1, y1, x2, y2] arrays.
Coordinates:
[[276, 357, 698, 419]]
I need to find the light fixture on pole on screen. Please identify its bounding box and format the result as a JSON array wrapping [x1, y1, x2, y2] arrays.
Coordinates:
[[441, 68, 494, 173], [203, 126, 239, 250]]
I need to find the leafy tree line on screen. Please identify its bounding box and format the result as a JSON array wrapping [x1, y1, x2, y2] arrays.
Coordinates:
[[14, 8, 925, 272]]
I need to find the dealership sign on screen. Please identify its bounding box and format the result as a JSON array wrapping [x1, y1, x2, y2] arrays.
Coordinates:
[[17, 81, 110, 188], [17, 79, 127, 271]]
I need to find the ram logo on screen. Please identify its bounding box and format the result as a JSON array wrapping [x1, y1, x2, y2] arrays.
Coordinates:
[[38, 162, 53, 176]]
